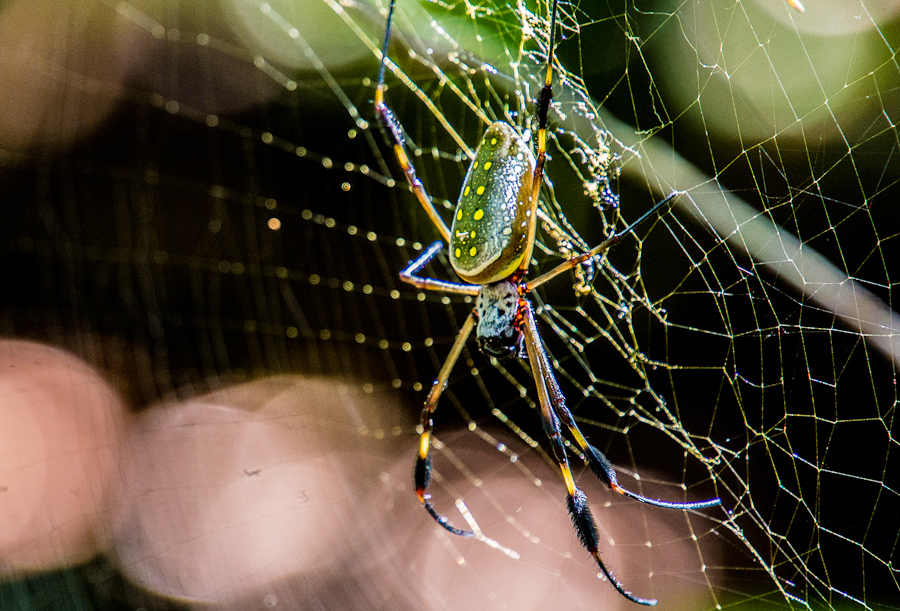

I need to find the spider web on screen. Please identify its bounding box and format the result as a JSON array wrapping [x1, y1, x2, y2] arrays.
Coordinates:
[[0, 0, 897, 609]]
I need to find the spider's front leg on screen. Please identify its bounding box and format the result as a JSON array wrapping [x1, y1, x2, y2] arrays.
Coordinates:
[[413, 311, 477, 537], [538, 339, 722, 511], [397, 242, 478, 535], [521, 301, 658, 606]]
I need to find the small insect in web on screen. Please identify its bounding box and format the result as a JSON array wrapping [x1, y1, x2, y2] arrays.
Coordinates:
[[373, 0, 721, 605]]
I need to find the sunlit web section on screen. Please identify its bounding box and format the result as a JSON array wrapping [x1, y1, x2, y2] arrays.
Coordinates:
[[2, 0, 897, 608]]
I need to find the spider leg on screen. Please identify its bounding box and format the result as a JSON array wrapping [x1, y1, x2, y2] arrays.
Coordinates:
[[531, 331, 721, 510], [583, 444, 721, 510], [519, 0, 559, 273], [415, 311, 477, 537], [374, 0, 451, 243], [531, 0, 558, 198], [400, 241, 480, 295], [521, 300, 657, 606], [527, 191, 681, 292]]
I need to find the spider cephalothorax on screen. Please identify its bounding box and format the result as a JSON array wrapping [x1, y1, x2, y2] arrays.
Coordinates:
[[475, 279, 525, 359]]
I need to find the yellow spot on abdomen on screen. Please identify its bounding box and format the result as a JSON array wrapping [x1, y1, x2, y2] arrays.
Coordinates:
[[456, 208, 462, 221], [476, 185, 485, 196], [473, 208, 484, 221], [455, 248, 461, 258], [463, 186, 470, 197], [483, 161, 492, 171], [469, 246, 477, 256], [490, 138, 498, 145]]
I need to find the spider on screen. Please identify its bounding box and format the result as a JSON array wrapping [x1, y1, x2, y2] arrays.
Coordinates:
[[373, 0, 721, 605]]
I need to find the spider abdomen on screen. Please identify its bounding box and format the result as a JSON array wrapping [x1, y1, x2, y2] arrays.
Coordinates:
[[449, 122, 536, 285]]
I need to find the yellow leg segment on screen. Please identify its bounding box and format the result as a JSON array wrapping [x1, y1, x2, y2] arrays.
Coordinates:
[[413, 313, 476, 535]]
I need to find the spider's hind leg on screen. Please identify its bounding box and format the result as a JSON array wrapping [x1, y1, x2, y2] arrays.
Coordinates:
[[374, 0, 451, 244]]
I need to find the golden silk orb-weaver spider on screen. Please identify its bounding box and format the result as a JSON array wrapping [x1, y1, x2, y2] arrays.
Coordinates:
[[373, 0, 721, 605]]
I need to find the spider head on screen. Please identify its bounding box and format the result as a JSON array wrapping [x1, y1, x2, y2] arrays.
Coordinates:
[[478, 333, 522, 359], [475, 280, 524, 359]]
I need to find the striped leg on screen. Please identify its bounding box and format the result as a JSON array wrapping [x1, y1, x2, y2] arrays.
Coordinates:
[[521, 300, 658, 606], [414, 312, 477, 536], [526, 303, 720, 509], [518, 0, 560, 274], [374, 0, 451, 244]]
